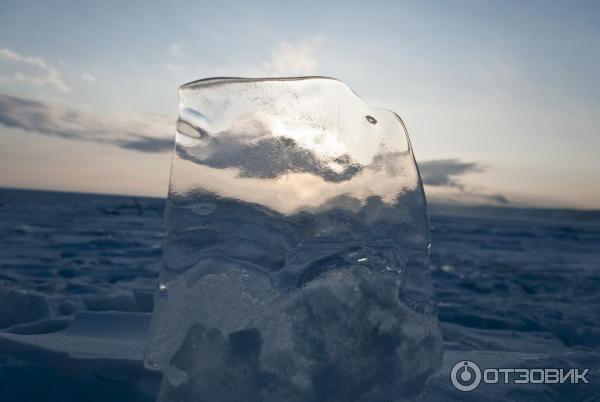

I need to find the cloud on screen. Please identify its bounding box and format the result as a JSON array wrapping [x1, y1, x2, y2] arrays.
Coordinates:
[[419, 158, 483, 188], [261, 37, 322, 76], [0, 93, 173, 153], [177, 131, 362, 182], [169, 42, 185, 57], [425, 185, 510, 206], [80, 73, 96, 83], [120, 135, 174, 152], [419, 158, 509, 205], [166, 63, 183, 72], [0, 48, 69, 92], [0, 92, 508, 204], [159, 37, 322, 78]]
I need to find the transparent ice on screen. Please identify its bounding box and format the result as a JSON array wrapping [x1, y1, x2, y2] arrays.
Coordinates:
[[143, 77, 443, 401]]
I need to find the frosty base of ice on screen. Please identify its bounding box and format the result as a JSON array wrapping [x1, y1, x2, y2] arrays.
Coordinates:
[[143, 77, 443, 401], [154, 267, 439, 401], [146, 192, 442, 401]]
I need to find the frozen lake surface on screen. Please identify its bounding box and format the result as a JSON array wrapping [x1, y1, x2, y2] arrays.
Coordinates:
[[0, 189, 598, 401]]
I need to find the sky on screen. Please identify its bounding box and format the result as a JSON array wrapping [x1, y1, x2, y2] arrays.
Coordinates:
[[0, 0, 599, 209]]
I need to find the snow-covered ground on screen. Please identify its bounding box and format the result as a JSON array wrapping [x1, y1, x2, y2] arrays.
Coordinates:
[[0, 189, 598, 401]]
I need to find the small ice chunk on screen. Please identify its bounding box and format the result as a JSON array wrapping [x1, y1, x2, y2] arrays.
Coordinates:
[[0, 287, 51, 328]]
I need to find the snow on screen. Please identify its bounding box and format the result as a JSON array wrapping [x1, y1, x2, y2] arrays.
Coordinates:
[[1, 311, 597, 401]]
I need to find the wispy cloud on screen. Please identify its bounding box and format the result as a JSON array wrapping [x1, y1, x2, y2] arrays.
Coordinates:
[[0, 48, 70, 92], [0, 93, 173, 153], [261, 37, 322, 76], [166, 63, 183, 72], [80, 73, 96, 83], [419, 159, 509, 205], [0, 92, 509, 204], [159, 37, 323, 78], [419, 159, 483, 188], [168, 42, 186, 57]]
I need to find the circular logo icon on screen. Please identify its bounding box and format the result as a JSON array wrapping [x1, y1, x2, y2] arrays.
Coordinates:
[[451, 360, 482, 392]]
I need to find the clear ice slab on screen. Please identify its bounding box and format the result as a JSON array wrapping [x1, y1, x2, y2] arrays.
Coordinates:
[[143, 77, 443, 401]]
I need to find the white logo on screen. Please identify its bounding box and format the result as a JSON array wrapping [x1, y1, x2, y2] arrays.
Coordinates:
[[450, 360, 590, 392], [451, 360, 482, 392]]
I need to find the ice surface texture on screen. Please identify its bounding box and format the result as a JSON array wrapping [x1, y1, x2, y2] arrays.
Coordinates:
[[144, 77, 443, 401]]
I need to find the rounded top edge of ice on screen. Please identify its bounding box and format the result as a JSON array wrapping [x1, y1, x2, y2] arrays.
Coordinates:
[[177, 76, 413, 154], [179, 76, 345, 91]]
